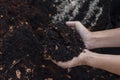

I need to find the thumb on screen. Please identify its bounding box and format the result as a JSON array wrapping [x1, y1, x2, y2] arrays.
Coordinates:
[[66, 21, 90, 37]]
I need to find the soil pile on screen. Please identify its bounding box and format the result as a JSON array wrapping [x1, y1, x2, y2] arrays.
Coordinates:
[[0, 0, 120, 80]]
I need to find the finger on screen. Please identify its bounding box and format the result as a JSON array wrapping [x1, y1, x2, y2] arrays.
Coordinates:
[[66, 21, 83, 30], [57, 57, 80, 68], [66, 21, 89, 35], [57, 61, 69, 68], [51, 59, 57, 64], [83, 49, 91, 53], [66, 21, 83, 28], [66, 21, 76, 27], [83, 49, 87, 53], [69, 57, 81, 67], [51, 57, 80, 68], [51, 60, 70, 68]]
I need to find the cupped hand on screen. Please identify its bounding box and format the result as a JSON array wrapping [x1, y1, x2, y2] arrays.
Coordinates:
[[52, 49, 92, 69], [66, 21, 94, 49]]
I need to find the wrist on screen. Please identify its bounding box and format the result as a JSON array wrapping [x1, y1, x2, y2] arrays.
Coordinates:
[[84, 32, 97, 49], [83, 50, 99, 66], [78, 49, 96, 66]]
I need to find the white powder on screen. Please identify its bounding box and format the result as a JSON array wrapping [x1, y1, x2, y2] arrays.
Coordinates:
[[82, 0, 103, 27], [52, 0, 103, 27], [52, 0, 87, 23], [91, 7, 103, 27]]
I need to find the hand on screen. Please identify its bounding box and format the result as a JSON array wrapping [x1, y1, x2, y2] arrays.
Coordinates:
[[66, 21, 94, 49], [52, 49, 92, 69]]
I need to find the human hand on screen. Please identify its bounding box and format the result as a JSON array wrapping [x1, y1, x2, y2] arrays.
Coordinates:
[[66, 21, 95, 49], [52, 49, 92, 69]]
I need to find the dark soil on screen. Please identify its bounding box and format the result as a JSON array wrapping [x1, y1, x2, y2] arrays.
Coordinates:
[[0, 0, 120, 80]]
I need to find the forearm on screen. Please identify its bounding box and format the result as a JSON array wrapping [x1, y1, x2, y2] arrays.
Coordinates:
[[91, 28, 120, 48], [86, 52, 120, 75]]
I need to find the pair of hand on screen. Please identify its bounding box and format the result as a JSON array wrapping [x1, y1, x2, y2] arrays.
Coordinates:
[[52, 21, 95, 69]]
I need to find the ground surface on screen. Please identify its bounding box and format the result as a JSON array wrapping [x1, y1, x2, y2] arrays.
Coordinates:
[[0, 0, 120, 80]]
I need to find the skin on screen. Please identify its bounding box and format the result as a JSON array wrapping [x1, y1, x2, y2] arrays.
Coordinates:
[[52, 21, 120, 75]]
